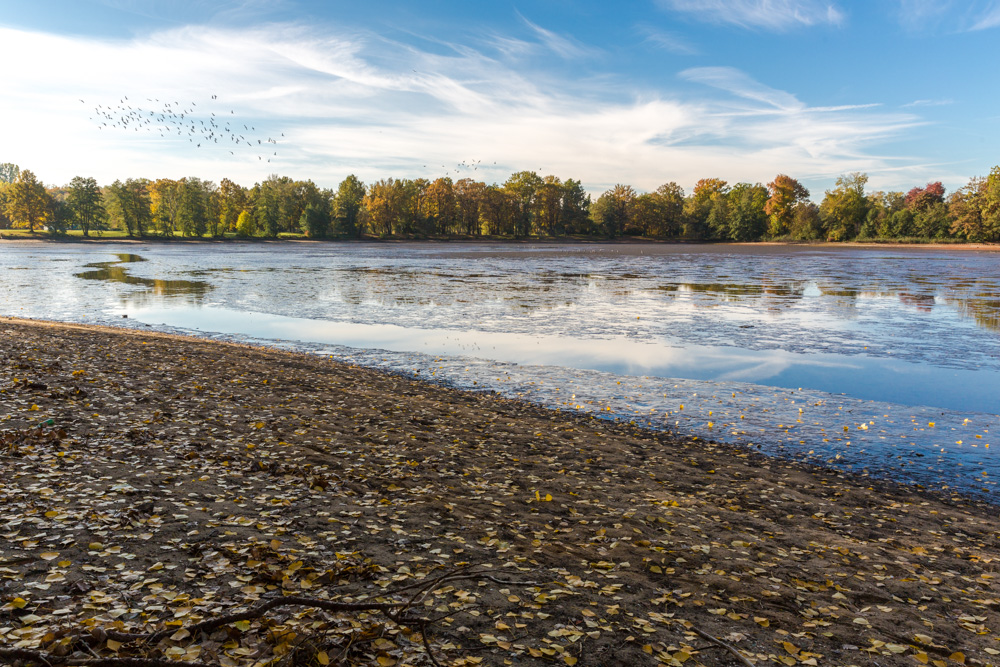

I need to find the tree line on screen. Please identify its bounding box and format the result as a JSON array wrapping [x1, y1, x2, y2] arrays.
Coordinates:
[[1, 162, 998, 242]]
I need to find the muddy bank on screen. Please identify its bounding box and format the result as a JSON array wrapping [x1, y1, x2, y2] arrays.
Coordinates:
[[1, 318, 998, 666]]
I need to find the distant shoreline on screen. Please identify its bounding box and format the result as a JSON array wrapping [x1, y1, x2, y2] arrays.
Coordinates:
[[1, 233, 998, 251]]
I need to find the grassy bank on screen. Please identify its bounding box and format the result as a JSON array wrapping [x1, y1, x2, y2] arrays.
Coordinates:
[[1, 318, 998, 666]]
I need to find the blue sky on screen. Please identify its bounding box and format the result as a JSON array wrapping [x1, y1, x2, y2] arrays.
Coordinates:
[[2, 0, 998, 199]]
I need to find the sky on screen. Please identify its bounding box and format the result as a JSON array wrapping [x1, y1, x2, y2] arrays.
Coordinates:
[[1, 0, 999, 199]]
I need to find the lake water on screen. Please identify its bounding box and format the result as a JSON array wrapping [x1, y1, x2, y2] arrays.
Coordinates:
[[1, 241, 998, 500]]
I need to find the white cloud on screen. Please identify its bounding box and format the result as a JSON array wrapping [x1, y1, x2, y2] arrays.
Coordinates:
[[0, 22, 946, 195], [658, 0, 844, 30]]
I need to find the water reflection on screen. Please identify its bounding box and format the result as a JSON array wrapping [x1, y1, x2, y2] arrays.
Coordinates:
[[75, 253, 211, 303]]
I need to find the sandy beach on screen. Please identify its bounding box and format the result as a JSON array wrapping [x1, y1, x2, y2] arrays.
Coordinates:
[[1, 317, 998, 666]]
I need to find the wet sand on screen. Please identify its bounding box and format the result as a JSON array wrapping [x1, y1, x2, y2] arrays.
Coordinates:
[[1, 317, 998, 666]]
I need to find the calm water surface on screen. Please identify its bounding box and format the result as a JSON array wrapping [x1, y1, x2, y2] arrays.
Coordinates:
[[1, 241, 998, 499]]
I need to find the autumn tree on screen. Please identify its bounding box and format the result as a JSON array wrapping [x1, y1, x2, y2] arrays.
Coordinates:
[[904, 182, 945, 211], [765, 175, 810, 237], [454, 179, 485, 236], [424, 177, 457, 234], [480, 185, 515, 235], [334, 175, 366, 237], [365, 178, 406, 236], [6, 169, 50, 232], [536, 176, 563, 235], [148, 178, 181, 236], [820, 172, 869, 241], [66, 177, 106, 237]]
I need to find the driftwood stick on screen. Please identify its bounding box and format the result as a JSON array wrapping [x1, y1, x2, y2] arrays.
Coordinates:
[[687, 625, 756, 667]]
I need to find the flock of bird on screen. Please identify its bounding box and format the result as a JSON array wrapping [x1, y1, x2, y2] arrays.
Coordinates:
[[82, 95, 283, 163]]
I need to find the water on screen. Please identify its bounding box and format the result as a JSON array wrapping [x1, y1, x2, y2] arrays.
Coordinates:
[[1, 241, 998, 499]]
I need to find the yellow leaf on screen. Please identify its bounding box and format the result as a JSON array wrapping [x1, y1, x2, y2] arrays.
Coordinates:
[[39, 552, 59, 561], [254, 421, 265, 429], [28, 404, 39, 411], [88, 542, 104, 551], [106, 639, 121, 652], [316, 651, 330, 665], [913, 653, 929, 665], [377, 656, 396, 667], [564, 657, 578, 666], [783, 642, 799, 655], [544, 493, 553, 502], [949, 653, 966, 665], [754, 616, 769, 627], [10, 598, 28, 609], [233, 620, 250, 631]]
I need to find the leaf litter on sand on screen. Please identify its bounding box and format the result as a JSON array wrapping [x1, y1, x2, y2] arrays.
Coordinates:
[[0, 317, 999, 666]]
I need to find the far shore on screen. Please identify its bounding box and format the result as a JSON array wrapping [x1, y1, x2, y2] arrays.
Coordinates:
[[1, 231, 998, 252]]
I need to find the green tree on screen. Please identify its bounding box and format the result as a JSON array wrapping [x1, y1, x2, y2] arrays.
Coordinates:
[[765, 175, 810, 237], [788, 202, 822, 240], [218, 178, 248, 235], [6, 169, 50, 232], [105, 178, 152, 237], [949, 168, 1000, 242], [177, 178, 213, 237], [536, 176, 563, 235], [503, 171, 542, 237], [47, 195, 73, 235], [820, 172, 869, 241], [727, 183, 769, 241], [66, 176, 106, 237], [560, 179, 592, 235], [684, 178, 728, 239], [592, 184, 636, 237], [235, 209, 255, 237], [300, 204, 330, 238], [334, 175, 366, 237]]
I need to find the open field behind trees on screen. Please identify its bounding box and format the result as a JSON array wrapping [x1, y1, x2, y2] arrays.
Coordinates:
[[2, 162, 1000, 243], [1, 318, 999, 666]]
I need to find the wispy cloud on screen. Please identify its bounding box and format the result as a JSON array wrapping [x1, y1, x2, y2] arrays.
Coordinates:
[[635, 24, 699, 55], [0, 22, 943, 195], [517, 14, 599, 60], [970, 2, 1000, 29], [680, 66, 803, 110], [902, 98, 955, 108], [896, 0, 1000, 31], [657, 0, 844, 31]]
